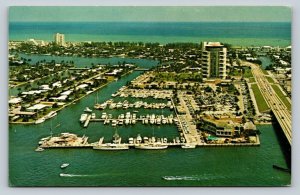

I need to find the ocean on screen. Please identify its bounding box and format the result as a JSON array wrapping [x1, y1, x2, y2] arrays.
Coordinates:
[[9, 55, 291, 186], [9, 22, 291, 46]]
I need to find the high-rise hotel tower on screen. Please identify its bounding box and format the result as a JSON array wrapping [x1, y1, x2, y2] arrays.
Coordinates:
[[54, 33, 66, 47], [201, 42, 227, 79]]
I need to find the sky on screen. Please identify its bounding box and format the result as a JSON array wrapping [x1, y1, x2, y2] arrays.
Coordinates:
[[9, 6, 291, 22]]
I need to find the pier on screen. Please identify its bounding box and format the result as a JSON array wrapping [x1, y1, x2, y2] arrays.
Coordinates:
[[83, 114, 91, 128], [38, 134, 260, 150]]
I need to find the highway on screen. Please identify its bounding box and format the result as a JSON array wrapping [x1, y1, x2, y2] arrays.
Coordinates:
[[243, 61, 292, 145]]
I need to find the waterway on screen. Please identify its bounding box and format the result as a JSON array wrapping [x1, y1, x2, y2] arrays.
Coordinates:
[[9, 55, 290, 186], [259, 56, 272, 69]]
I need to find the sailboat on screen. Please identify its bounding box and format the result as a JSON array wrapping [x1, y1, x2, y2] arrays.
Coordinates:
[[134, 126, 168, 150], [93, 128, 129, 150]]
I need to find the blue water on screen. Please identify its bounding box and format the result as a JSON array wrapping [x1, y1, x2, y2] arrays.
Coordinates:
[[9, 22, 291, 46], [9, 56, 291, 186], [8, 22, 291, 186]]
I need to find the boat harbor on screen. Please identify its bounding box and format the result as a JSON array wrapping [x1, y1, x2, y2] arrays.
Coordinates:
[[94, 99, 174, 110], [37, 132, 260, 151], [80, 112, 176, 127]]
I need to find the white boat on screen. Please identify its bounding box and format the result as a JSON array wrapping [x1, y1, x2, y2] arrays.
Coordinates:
[[91, 113, 96, 119], [128, 137, 134, 144], [60, 163, 70, 169], [111, 120, 117, 126], [44, 111, 57, 119], [84, 107, 92, 112], [150, 118, 155, 124], [144, 119, 149, 124], [181, 144, 196, 149], [109, 103, 116, 109], [35, 147, 44, 152], [101, 112, 107, 119], [156, 118, 161, 125], [80, 114, 88, 123], [131, 119, 136, 124], [135, 144, 168, 150], [118, 120, 124, 125], [35, 117, 46, 124], [93, 143, 129, 150]]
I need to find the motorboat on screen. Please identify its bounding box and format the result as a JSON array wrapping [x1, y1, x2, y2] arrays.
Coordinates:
[[60, 163, 70, 169], [91, 113, 96, 119], [84, 107, 92, 113], [135, 143, 168, 150], [181, 144, 196, 149], [93, 143, 129, 150], [80, 114, 88, 123], [35, 147, 44, 152]]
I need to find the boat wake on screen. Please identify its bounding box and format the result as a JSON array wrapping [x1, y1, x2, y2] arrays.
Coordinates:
[[162, 176, 202, 181], [60, 173, 91, 177], [162, 175, 225, 181]]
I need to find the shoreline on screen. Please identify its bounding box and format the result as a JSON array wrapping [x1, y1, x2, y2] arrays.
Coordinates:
[[9, 69, 137, 125]]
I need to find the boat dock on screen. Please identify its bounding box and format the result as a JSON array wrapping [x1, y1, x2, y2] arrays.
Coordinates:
[[83, 114, 91, 128], [81, 113, 175, 127], [37, 132, 260, 151]]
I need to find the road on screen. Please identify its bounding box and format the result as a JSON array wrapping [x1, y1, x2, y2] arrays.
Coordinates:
[[243, 61, 292, 145]]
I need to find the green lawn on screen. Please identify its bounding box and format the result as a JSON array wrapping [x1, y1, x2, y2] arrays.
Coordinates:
[[251, 84, 269, 112], [262, 69, 269, 75], [249, 77, 256, 83], [266, 76, 274, 84], [271, 85, 291, 111]]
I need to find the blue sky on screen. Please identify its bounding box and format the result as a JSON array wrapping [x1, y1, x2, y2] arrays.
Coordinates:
[[9, 6, 291, 22]]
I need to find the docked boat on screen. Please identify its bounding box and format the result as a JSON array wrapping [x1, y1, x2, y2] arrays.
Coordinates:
[[101, 112, 107, 119], [84, 107, 92, 113], [93, 143, 129, 150], [35, 117, 46, 124], [111, 120, 117, 126], [118, 120, 124, 125], [60, 163, 70, 169], [91, 113, 96, 119], [44, 111, 57, 119], [181, 144, 196, 149], [135, 144, 168, 150], [80, 114, 88, 123]]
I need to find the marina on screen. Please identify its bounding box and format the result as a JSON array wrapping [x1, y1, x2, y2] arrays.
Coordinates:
[[37, 130, 260, 151], [8, 8, 291, 186]]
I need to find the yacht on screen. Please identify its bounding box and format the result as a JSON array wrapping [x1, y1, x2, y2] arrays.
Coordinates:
[[91, 113, 96, 119], [60, 163, 70, 169], [93, 143, 129, 150], [84, 107, 92, 113], [35, 147, 44, 152], [111, 120, 117, 127], [181, 144, 196, 149], [101, 112, 107, 119], [135, 143, 168, 150], [80, 114, 88, 123]]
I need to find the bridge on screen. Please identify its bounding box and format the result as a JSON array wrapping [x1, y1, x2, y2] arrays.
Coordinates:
[[244, 61, 292, 145]]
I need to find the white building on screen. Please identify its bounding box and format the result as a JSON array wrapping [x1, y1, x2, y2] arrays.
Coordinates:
[[201, 42, 227, 79], [27, 39, 46, 46], [54, 33, 66, 46]]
